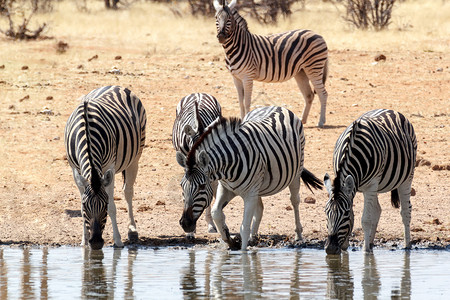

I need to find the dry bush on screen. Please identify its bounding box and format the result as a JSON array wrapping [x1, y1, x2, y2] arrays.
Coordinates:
[[343, 0, 396, 30], [0, 0, 49, 39], [187, 0, 305, 24]]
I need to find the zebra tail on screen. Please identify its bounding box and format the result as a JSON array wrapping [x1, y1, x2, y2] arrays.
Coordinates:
[[301, 168, 323, 193], [391, 189, 400, 208]]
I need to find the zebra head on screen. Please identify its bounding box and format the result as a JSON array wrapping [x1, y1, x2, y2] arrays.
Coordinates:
[[74, 168, 113, 250], [213, 0, 237, 44], [324, 173, 355, 255], [176, 150, 214, 233]]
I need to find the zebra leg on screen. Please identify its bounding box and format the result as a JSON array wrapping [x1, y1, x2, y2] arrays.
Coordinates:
[[206, 181, 219, 233], [233, 76, 246, 119], [362, 187, 381, 252], [250, 197, 264, 241], [242, 79, 254, 118], [105, 168, 124, 248], [294, 71, 314, 126], [240, 194, 259, 251], [308, 72, 328, 128], [397, 181, 413, 249], [123, 160, 139, 242], [289, 177, 303, 240], [212, 183, 236, 248], [72, 168, 89, 246]]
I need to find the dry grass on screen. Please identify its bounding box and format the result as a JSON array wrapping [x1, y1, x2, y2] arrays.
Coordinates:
[[2, 0, 448, 53]]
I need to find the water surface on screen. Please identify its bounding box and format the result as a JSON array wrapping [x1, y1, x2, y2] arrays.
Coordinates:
[[1, 246, 449, 299]]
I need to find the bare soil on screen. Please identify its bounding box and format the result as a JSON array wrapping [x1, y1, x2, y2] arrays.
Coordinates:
[[0, 21, 449, 251]]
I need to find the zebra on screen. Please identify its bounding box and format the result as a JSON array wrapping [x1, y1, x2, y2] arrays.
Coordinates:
[[213, 0, 329, 127], [64, 86, 146, 250], [324, 109, 417, 254], [172, 93, 222, 236], [176, 106, 323, 250]]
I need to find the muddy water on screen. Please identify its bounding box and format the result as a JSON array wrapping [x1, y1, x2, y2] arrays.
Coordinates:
[[0, 246, 449, 299]]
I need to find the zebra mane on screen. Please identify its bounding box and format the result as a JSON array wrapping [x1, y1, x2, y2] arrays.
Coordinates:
[[82, 99, 102, 193], [231, 9, 248, 32], [333, 120, 360, 201], [186, 116, 241, 170]]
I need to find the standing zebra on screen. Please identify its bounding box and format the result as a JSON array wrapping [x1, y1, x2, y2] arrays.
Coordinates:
[[172, 93, 222, 236], [65, 86, 146, 250], [324, 109, 417, 254], [213, 0, 329, 127], [176, 106, 323, 250]]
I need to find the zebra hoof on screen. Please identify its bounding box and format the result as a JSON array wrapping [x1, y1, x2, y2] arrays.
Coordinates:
[[228, 234, 242, 250], [317, 122, 325, 128], [128, 231, 139, 242], [186, 232, 195, 240], [208, 224, 217, 233]]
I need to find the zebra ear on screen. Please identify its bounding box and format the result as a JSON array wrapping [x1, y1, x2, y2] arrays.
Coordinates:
[[197, 150, 210, 170], [183, 124, 197, 137], [73, 168, 88, 188], [176, 151, 187, 168], [228, 0, 237, 10], [342, 175, 355, 197], [324, 173, 332, 195], [213, 0, 222, 11], [101, 169, 114, 187]]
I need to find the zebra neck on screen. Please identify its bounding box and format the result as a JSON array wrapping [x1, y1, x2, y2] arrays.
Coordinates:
[[198, 128, 242, 183]]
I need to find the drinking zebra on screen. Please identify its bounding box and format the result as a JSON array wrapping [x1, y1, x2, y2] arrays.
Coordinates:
[[176, 106, 323, 250], [65, 86, 146, 250], [213, 0, 329, 127], [172, 93, 222, 236], [324, 109, 417, 254]]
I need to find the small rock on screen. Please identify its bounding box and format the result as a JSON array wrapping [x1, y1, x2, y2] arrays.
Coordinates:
[[56, 41, 69, 53], [285, 206, 293, 211], [432, 218, 442, 225], [436, 68, 443, 72], [374, 54, 386, 62], [46, 96, 53, 100], [77, 64, 84, 69], [156, 200, 165, 206], [304, 196, 316, 204], [19, 95, 30, 102], [88, 55, 98, 62], [108, 66, 122, 75], [115, 55, 122, 60], [410, 187, 416, 196], [0, 65, 5, 69], [432, 164, 442, 171], [22, 66, 29, 70]]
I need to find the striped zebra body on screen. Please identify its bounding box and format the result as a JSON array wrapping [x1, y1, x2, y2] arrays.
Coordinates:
[[65, 86, 146, 249], [176, 106, 322, 250], [324, 109, 417, 254], [214, 0, 329, 127], [172, 93, 222, 236]]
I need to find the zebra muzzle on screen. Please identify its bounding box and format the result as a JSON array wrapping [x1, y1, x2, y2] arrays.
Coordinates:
[[179, 207, 196, 233], [217, 32, 227, 44], [89, 219, 105, 250], [325, 234, 342, 255]]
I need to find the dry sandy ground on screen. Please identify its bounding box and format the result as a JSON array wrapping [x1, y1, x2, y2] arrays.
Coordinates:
[[0, 2, 449, 250]]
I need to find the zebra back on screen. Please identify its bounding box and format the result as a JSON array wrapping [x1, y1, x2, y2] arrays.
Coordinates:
[[172, 93, 222, 156], [185, 106, 305, 197], [217, 7, 328, 83], [333, 109, 417, 195], [65, 86, 146, 180]]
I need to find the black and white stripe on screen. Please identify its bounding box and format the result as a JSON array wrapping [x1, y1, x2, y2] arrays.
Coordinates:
[[176, 106, 322, 250], [214, 0, 329, 127], [65, 86, 146, 249], [172, 93, 222, 236], [172, 93, 222, 155], [324, 109, 417, 254]]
